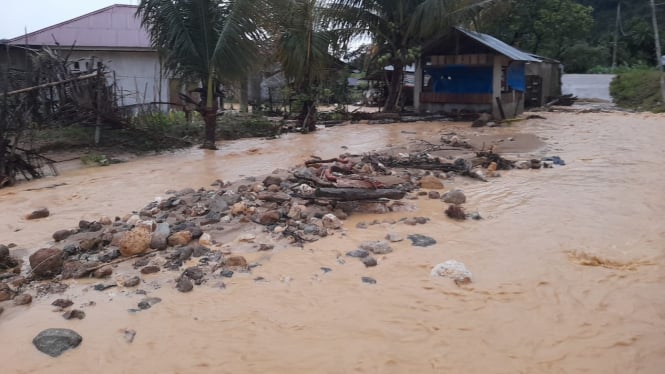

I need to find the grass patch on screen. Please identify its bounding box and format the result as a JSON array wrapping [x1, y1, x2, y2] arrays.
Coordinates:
[[217, 113, 281, 140], [610, 69, 665, 113]]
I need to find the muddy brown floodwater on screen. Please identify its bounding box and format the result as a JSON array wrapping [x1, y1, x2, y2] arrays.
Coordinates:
[[1, 111, 665, 373]]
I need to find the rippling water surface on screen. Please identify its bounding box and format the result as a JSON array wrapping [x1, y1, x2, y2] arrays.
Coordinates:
[[1, 112, 664, 373]]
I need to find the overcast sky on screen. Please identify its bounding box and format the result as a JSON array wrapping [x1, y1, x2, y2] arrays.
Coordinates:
[[0, 0, 138, 39]]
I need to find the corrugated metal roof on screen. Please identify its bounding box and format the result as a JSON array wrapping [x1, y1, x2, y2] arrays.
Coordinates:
[[454, 27, 541, 62], [7, 5, 152, 50]]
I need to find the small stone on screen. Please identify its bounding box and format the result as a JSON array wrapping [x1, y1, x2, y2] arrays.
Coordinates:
[[238, 233, 256, 243], [258, 244, 274, 251], [220, 269, 234, 278], [385, 233, 403, 242], [407, 234, 437, 247], [93, 266, 113, 279], [0, 244, 8, 259], [0, 283, 12, 302], [126, 215, 141, 226], [137, 297, 162, 310], [359, 240, 393, 254], [79, 237, 102, 252], [431, 260, 472, 285], [515, 160, 531, 169], [361, 276, 377, 284], [403, 217, 418, 226], [187, 226, 203, 239], [93, 283, 116, 291], [123, 276, 141, 287], [226, 256, 248, 268], [415, 216, 429, 224], [62, 310, 86, 320], [346, 249, 369, 258], [445, 205, 467, 220], [183, 266, 205, 281], [52, 299, 74, 308], [123, 329, 136, 343], [32, 328, 82, 357], [150, 233, 168, 250], [29, 247, 64, 278], [428, 191, 441, 199], [198, 233, 213, 247], [176, 277, 194, 293], [14, 293, 32, 305], [419, 175, 444, 189], [52, 229, 73, 242], [263, 175, 283, 187], [442, 189, 467, 205], [192, 245, 208, 257], [99, 216, 113, 225], [530, 159, 542, 169], [321, 213, 342, 229], [119, 227, 151, 257], [320, 267, 332, 273], [230, 201, 249, 216], [356, 222, 368, 229], [26, 208, 50, 220], [140, 265, 160, 275], [468, 212, 483, 220], [362, 257, 378, 267], [168, 231, 193, 247], [258, 210, 281, 225]]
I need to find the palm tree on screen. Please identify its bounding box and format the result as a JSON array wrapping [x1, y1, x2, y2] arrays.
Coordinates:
[[273, 0, 338, 132], [325, 0, 497, 112], [137, 0, 268, 149]]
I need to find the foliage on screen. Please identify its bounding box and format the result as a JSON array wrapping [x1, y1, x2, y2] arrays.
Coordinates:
[[561, 43, 609, 73], [610, 69, 665, 112], [216, 113, 281, 139]]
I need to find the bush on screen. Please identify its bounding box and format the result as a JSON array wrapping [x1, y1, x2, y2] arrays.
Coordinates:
[[610, 69, 665, 112], [216, 113, 281, 139]]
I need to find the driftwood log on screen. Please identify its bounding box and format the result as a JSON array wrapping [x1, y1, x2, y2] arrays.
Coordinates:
[[315, 188, 405, 200]]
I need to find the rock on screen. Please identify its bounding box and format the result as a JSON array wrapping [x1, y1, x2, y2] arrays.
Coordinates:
[[419, 175, 444, 189], [258, 210, 281, 225], [168, 231, 193, 247], [52, 229, 73, 242], [176, 277, 194, 293], [29, 247, 64, 278], [62, 310, 86, 320], [0, 244, 8, 259], [431, 260, 472, 285], [238, 234, 256, 243], [126, 215, 141, 226], [123, 276, 141, 287], [257, 191, 291, 203], [346, 249, 369, 258], [385, 233, 403, 242], [93, 266, 113, 279], [530, 159, 542, 169], [230, 201, 249, 216], [288, 204, 306, 219], [138, 265, 160, 275], [320, 267, 332, 273], [445, 205, 467, 220], [321, 213, 342, 229], [0, 306, 3, 315], [359, 240, 393, 254], [26, 208, 50, 220], [258, 244, 274, 251], [150, 233, 168, 251], [32, 328, 83, 357], [263, 175, 283, 187], [209, 196, 229, 214], [192, 245, 209, 257], [62, 261, 101, 279], [468, 212, 483, 220], [226, 256, 248, 268], [123, 329, 136, 343], [99, 216, 113, 225], [198, 233, 213, 248], [118, 227, 151, 257], [361, 276, 377, 284], [186, 226, 203, 239], [407, 234, 437, 247], [267, 184, 281, 192], [183, 266, 205, 281], [79, 237, 102, 252], [362, 257, 378, 267], [472, 112, 492, 127], [428, 191, 441, 199], [52, 299, 74, 308], [403, 217, 418, 226], [515, 160, 531, 169], [220, 270, 234, 278], [137, 297, 162, 310], [0, 283, 13, 301], [442, 189, 467, 205], [14, 293, 32, 305], [93, 283, 116, 291]]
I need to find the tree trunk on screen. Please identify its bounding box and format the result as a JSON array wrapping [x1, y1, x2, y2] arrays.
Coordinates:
[[239, 76, 249, 113], [201, 109, 218, 150], [383, 63, 404, 112], [649, 0, 665, 104], [299, 99, 317, 133]]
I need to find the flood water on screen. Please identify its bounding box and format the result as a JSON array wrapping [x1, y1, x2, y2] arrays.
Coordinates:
[[1, 111, 664, 373]]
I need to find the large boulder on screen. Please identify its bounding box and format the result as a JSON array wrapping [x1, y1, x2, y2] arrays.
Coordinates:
[[442, 189, 467, 205], [29, 247, 64, 278]]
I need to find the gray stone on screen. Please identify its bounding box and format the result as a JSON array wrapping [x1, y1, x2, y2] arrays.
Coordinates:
[[183, 266, 205, 281], [359, 240, 393, 254], [220, 270, 234, 278], [362, 257, 378, 267], [14, 293, 32, 305], [123, 276, 141, 287], [32, 328, 83, 357], [346, 249, 370, 258], [26, 208, 50, 220], [52, 229, 73, 242], [442, 189, 467, 205], [361, 276, 377, 284], [385, 233, 403, 242], [176, 277, 194, 293], [137, 297, 162, 310], [62, 310, 86, 320], [407, 234, 437, 247], [430, 260, 472, 285], [51, 299, 74, 308]]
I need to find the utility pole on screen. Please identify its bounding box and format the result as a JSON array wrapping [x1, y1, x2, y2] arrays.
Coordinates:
[[612, 2, 621, 71], [649, 0, 665, 104]]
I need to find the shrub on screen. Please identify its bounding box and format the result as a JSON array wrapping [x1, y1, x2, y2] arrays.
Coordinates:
[[610, 69, 665, 112]]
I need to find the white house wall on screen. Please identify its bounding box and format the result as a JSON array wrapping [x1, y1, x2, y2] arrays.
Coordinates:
[[69, 50, 168, 108]]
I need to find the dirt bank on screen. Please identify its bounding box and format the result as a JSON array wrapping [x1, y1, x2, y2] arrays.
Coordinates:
[[1, 111, 664, 373]]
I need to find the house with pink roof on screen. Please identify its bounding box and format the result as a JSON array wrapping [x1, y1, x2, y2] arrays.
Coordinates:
[[3, 4, 169, 108]]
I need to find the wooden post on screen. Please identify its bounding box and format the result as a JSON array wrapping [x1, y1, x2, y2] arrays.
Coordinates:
[[95, 70, 102, 146]]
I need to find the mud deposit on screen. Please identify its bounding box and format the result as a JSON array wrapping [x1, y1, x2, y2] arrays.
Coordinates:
[[1, 111, 665, 373]]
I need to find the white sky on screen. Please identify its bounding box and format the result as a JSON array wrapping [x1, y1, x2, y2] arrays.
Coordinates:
[[0, 0, 138, 39]]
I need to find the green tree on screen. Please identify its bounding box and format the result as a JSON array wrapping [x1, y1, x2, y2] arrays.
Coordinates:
[[137, 0, 267, 149], [480, 0, 594, 61], [325, 0, 495, 112], [273, 0, 338, 132]]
